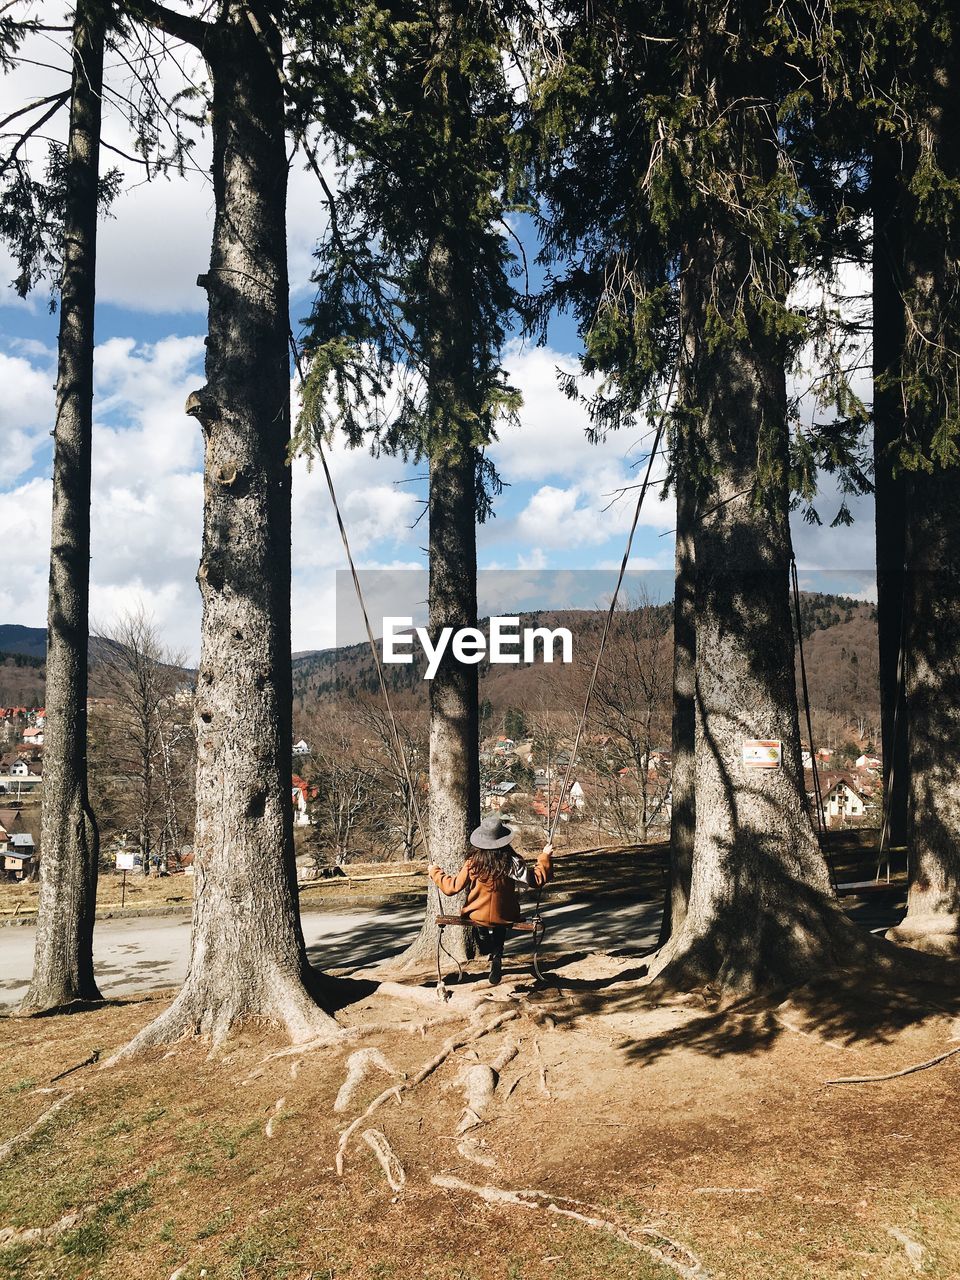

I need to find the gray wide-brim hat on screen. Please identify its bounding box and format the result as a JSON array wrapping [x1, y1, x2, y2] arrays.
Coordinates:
[[470, 815, 516, 849]]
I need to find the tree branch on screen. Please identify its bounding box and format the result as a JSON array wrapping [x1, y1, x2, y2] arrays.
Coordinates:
[[123, 0, 212, 52], [0, 89, 70, 132], [0, 91, 70, 179]]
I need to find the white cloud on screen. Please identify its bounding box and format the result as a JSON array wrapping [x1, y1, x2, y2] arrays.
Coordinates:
[[1, 16, 329, 316], [0, 477, 52, 625], [0, 351, 56, 485]]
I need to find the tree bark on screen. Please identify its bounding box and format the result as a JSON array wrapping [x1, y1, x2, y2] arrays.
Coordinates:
[[662, 456, 695, 943], [395, 3, 481, 969], [887, 469, 960, 953], [884, 50, 960, 954], [120, 4, 336, 1049], [397, 229, 480, 968], [22, 0, 107, 1013], [649, 227, 868, 993], [872, 135, 909, 851]]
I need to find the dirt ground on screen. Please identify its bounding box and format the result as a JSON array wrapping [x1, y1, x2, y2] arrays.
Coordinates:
[[1, 940, 958, 1280]]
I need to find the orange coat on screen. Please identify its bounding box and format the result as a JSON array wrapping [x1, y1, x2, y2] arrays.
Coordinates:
[[429, 850, 553, 926]]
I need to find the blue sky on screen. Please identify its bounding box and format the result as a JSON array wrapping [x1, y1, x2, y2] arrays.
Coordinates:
[[0, 10, 877, 660]]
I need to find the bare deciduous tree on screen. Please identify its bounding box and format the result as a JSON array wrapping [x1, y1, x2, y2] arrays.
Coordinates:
[[89, 606, 194, 871]]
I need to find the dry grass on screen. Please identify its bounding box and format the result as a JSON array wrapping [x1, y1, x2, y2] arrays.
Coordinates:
[[1, 943, 958, 1280]]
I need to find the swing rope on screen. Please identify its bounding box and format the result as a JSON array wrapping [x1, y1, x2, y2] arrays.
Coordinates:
[[875, 561, 908, 885], [791, 555, 838, 893], [289, 334, 433, 871], [545, 417, 669, 849]]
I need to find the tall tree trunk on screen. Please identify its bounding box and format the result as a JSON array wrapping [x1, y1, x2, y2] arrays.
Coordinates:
[[395, 1, 480, 969], [662, 452, 695, 943], [872, 136, 909, 852], [120, 4, 336, 1049], [397, 228, 480, 968], [884, 50, 960, 955], [22, 0, 106, 1013], [650, 227, 868, 993], [887, 469, 960, 953]]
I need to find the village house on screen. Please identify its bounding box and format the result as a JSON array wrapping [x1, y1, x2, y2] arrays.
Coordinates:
[[3, 831, 35, 880], [292, 774, 317, 827], [483, 780, 517, 811], [532, 796, 571, 822], [806, 769, 872, 828]]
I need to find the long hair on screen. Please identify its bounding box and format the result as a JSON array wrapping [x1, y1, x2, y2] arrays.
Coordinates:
[[467, 845, 514, 885]]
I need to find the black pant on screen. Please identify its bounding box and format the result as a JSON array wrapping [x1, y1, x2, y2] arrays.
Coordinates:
[[475, 925, 507, 958]]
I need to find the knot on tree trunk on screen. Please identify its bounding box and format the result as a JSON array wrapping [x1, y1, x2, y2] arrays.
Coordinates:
[[213, 461, 240, 487], [185, 386, 217, 427]]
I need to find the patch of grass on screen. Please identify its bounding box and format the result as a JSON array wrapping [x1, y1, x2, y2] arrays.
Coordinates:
[[196, 1205, 235, 1241], [367, 1263, 395, 1280], [101, 1115, 133, 1137], [60, 1173, 155, 1262], [0, 1240, 33, 1276], [227, 1221, 299, 1279], [6, 1078, 35, 1095]]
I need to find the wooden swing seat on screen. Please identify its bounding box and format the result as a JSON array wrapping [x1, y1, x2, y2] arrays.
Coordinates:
[[436, 914, 540, 932]]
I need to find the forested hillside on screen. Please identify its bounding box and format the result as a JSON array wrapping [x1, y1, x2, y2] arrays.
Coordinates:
[[0, 593, 880, 746], [290, 592, 879, 746]]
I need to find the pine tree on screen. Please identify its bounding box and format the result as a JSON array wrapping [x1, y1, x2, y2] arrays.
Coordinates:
[[531, 0, 876, 991], [2, 0, 113, 1013], [293, 0, 523, 967], [858, 3, 960, 954]]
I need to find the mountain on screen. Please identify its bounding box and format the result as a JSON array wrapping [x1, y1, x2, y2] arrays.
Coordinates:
[[0, 593, 881, 747], [290, 593, 881, 749], [0, 625, 47, 661]]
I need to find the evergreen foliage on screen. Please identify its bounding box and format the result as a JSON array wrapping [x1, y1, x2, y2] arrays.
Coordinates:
[[289, 0, 525, 518]]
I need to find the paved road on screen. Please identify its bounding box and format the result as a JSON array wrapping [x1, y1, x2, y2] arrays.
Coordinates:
[[0, 894, 664, 1011], [0, 879, 905, 1011]]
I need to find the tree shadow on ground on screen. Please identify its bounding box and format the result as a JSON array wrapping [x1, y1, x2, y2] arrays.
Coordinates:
[[528, 940, 960, 1069]]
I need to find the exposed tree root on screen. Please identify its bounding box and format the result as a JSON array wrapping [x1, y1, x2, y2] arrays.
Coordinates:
[[365, 979, 495, 1013], [264, 1096, 285, 1137], [453, 1041, 518, 1134], [0, 1205, 92, 1247], [825, 1044, 960, 1084], [251, 1007, 475, 1073], [431, 1176, 709, 1280], [887, 913, 960, 958], [638, 902, 954, 1006], [887, 1226, 926, 1272], [456, 1136, 498, 1167], [0, 1092, 74, 1163], [533, 1039, 550, 1097], [335, 1049, 403, 1114], [362, 1128, 406, 1191], [104, 973, 340, 1065], [335, 1010, 519, 1175]]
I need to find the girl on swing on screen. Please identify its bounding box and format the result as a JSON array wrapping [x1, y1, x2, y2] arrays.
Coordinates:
[[427, 815, 553, 985]]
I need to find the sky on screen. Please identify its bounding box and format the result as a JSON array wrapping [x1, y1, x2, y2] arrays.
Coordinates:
[[0, 7, 878, 660]]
